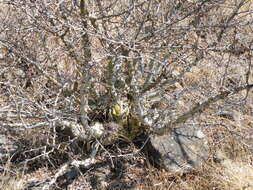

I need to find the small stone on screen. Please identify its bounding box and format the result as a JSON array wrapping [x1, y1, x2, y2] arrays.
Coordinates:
[[90, 122, 104, 138]]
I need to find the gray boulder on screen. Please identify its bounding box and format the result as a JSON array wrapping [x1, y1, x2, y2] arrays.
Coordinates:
[[146, 125, 209, 173]]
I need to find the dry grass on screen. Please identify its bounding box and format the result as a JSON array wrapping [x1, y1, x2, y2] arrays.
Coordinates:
[[0, 163, 24, 190], [0, 1, 253, 189], [216, 159, 253, 190], [0, 177, 24, 190], [132, 146, 253, 190]]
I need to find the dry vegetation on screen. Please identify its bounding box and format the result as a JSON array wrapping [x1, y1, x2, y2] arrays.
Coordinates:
[[0, 0, 253, 189]]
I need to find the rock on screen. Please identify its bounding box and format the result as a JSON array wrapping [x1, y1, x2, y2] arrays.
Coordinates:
[[145, 125, 209, 173], [0, 134, 19, 162]]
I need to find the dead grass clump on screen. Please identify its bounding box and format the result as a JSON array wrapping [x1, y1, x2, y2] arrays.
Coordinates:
[[0, 163, 24, 190], [215, 159, 253, 190], [132, 154, 253, 190], [0, 176, 24, 190]]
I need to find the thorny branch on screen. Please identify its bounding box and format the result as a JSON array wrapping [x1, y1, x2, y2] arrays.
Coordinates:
[[155, 83, 253, 135], [0, 0, 253, 187]]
